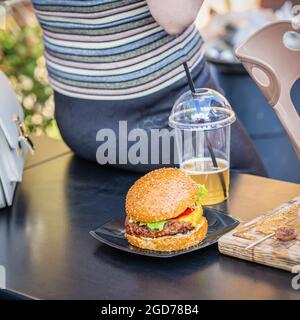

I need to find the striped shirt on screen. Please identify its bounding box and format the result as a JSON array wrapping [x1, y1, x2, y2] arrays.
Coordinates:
[[32, 0, 204, 100]]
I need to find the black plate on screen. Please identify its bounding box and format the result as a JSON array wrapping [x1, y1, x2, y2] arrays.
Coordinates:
[[90, 208, 239, 258]]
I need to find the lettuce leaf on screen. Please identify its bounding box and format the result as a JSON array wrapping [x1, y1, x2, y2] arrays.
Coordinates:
[[139, 221, 167, 231], [197, 184, 208, 203], [129, 218, 167, 231]]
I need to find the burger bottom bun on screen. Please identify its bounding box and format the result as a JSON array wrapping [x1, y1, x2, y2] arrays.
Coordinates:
[[125, 218, 208, 252]]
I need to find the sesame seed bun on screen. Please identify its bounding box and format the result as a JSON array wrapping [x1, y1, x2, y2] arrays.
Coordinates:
[[126, 217, 208, 252], [125, 168, 199, 223]]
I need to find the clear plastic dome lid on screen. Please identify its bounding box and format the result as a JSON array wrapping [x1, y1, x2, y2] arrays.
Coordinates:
[[169, 88, 236, 131]]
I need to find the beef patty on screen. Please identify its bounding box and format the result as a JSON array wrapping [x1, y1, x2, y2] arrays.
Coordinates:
[[125, 217, 194, 238]]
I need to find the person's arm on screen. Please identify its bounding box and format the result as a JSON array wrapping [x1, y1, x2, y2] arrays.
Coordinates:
[[146, 0, 204, 35]]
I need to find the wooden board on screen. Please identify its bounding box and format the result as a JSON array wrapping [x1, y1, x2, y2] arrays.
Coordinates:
[[218, 196, 300, 271]]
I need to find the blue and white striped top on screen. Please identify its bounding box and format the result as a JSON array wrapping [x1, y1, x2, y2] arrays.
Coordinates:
[[32, 0, 204, 100]]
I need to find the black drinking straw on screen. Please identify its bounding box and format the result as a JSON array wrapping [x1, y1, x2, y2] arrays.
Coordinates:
[[183, 62, 227, 199], [183, 62, 196, 93]]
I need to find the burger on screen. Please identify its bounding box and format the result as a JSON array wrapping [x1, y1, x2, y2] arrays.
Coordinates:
[[125, 168, 208, 252]]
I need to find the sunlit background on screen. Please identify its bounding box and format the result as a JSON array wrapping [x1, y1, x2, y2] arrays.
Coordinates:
[[0, 0, 58, 138], [1, 0, 300, 182]]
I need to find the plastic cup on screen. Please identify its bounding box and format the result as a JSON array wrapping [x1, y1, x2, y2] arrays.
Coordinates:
[[169, 88, 236, 205]]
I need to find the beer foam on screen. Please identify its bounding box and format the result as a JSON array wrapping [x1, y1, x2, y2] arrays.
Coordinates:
[[181, 157, 229, 175]]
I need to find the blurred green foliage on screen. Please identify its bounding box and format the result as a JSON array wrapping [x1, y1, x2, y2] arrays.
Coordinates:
[[0, 10, 60, 139]]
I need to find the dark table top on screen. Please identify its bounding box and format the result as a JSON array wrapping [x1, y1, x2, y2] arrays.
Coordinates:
[[1, 138, 300, 300]]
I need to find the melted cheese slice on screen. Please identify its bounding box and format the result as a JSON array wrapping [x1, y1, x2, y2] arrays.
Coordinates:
[[173, 207, 203, 228]]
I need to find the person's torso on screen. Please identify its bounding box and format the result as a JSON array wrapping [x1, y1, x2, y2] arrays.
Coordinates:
[[32, 0, 204, 100]]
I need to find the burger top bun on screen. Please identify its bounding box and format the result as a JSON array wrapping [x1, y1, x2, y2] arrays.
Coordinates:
[[126, 168, 199, 223]]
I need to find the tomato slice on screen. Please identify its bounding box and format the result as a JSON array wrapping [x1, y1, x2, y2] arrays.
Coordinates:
[[175, 207, 194, 219]]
